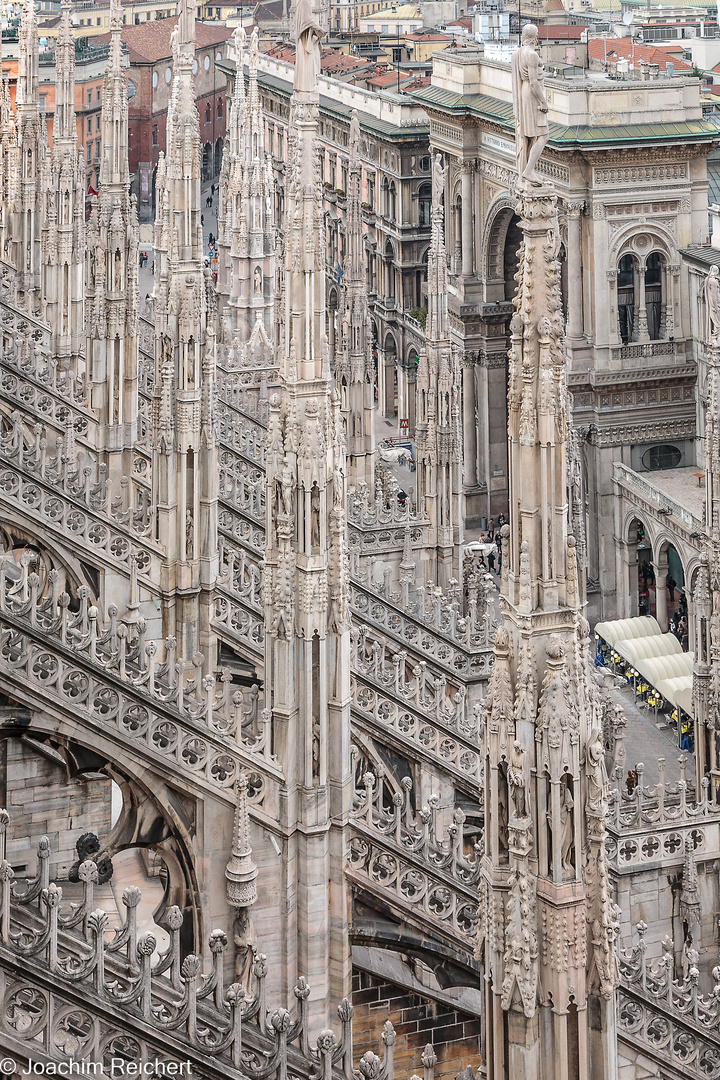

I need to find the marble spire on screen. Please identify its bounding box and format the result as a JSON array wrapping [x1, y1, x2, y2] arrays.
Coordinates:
[[11, 0, 46, 306], [479, 32, 620, 1079], [86, 0, 140, 484], [42, 0, 85, 371], [16, 0, 39, 109], [415, 153, 463, 584], [336, 111, 374, 487], [54, 0, 76, 142], [263, 0, 352, 1022], [693, 267, 720, 797], [151, 0, 218, 667], [217, 25, 275, 351]]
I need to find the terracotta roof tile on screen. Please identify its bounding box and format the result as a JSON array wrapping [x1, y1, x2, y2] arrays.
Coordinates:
[[95, 17, 232, 64], [588, 36, 693, 70]]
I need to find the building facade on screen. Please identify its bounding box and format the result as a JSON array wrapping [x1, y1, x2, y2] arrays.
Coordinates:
[[230, 51, 433, 435], [412, 50, 715, 621]]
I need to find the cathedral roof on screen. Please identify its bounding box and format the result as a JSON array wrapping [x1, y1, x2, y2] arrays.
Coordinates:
[[95, 16, 232, 65]]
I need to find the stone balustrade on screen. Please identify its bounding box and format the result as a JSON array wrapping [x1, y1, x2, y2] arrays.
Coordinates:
[[352, 770, 481, 887], [350, 579, 494, 676], [618, 922, 720, 1079], [0, 571, 277, 780], [0, 819, 434, 1080], [219, 462, 266, 525], [604, 758, 720, 872], [349, 766, 479, 949], [0, 409, 155, 548], [219, 409, 267, 468]]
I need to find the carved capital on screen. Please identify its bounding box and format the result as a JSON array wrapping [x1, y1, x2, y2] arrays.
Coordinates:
[[564, 199, 585, 218]]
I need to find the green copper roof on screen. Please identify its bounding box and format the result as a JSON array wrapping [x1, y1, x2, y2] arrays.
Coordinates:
[[411, 82, 720, 146]]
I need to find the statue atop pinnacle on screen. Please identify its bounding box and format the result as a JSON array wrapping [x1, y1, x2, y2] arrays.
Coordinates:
[[511, 24, 550, 188]]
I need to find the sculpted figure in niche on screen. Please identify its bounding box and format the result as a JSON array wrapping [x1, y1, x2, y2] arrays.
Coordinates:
[[294, 0, 324, 94], [310, 482, 321, 551], [511, 24, 549, 186], [280, 455, 294, 518], [507, 740, 528, 818], [705, 265, 720, 345], [586, 727, 609, 813], [254, 266, 262, 295], [560, 779, 575, 873]]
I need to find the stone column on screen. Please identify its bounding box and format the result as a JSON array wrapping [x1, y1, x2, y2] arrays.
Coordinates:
[[667, 263, 680, 339], [328, 309, 335, 363], [616, 540, 634, 619], [377, 346, 386, 418], [653, 558, 668, 628], [565, 201, 584, 340], [463, 355, 477, 487], [606, 270, 620, 347], [636, 263, 649, 342], [477, 361, 489, 496], [461, 164, 473, 278]]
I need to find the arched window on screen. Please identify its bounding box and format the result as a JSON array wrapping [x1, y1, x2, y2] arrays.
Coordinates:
[[385, 240, 395, 300], [618, 254, 636, 344], [645, 252, 663, 341], [418, 182, 431, 227]]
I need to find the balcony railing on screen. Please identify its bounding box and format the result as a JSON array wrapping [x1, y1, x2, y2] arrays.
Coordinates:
[[613, 462, 703, 533]]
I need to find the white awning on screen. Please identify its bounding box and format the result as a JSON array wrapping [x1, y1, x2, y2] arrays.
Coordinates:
[[595, 616, 662, 647], [595, 615, 694, 716]]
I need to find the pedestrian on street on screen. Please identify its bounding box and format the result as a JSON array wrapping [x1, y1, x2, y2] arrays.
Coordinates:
[[666, 574, 676, 603], [487, 549, 496, 572], [211, 183, 215, 196]]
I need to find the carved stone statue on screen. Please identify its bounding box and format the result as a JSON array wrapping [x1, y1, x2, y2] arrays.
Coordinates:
[[586, 727, 609, 814], [233, 907, 256, 995], [349, 111, 360, 159], [559, 782, 574, 873], [511, 24, 549, 186], [507, 740, 528, 818], [310, 482, 321, 550], [432, 153, 444, 209], [294, 0, 324, 94], [705, 265, 720, 345], [232, 23, 246, 64], [254, 266, 262, 295]]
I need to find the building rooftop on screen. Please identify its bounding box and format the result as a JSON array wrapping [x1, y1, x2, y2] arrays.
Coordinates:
[[643, 466, 706, 523], [364, 69, 416, 88], [537, 25, 586, 39], [94, 17, 232, 64], [222, 55, 431, 137], [588, 36, 694, 71], [361, 3, 422, 19], [412, 51, 715, 148], [404, 30, 455, 41]]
